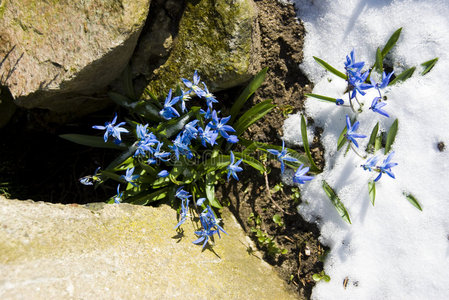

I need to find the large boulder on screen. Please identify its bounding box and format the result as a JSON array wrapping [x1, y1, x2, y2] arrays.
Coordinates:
[[0, 197, 297, 299], [0, 0, 150, 113], [139, 0, 261, 98]]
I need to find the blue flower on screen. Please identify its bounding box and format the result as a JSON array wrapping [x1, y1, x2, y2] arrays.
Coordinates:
[[157, 170, 169, 178], [193, 205, 227, 249], [267, 141, 298, 174], [200, 106, 215, 120], [202, 82, 218, 107], [197, 126, 218, 147], [336, 99, 344, 106], [120, 167, 140, 187], [226, 135, 239, 144], [152, 142, 170, 162], [196, 197, 206, 206], [92, 113, 129, 143], [344, 50, 365, 73], [344, 115, 366, 148], [181, 70, 206, 98], [183, 120, 199, 142], [227, 151, 243, 181], [175, 186, 192, 201], [361, 156, 380, 172], [178, 89, 192, 113], [348, 70, 371, 99], [374, 152, 398, 182], [208, 110, 236, 139], [372, 71, 394, 91], [136, 124, 149, 140], [369, 97, 389, 118], [192, 227, 217, 249], [134, 133, 159, 157], [159, 89, 180, 120], [293, 164, 314, 184], [114, 184, 123, 204], [174, 195, 190, 229], [169, 133, 193, 160]]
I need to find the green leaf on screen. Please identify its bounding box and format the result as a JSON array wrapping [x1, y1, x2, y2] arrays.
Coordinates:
[[374, 134, 382, 152], [206, 173, 222, 208], [403, 192, 423, 211], [202, 155, 230, 172], [305, 93, 338, 104], [230, 67, 268, 123], [108, 92, 135, 109], [312, 274, 322, 282], [421, 58, 438, 75], [59, 134, 125, 150], [313, 56, 347, 80], [157, 107, 200, 138], [323, 275, 331, 282], [233, 100, 275, 136], [368, 181, 376, 206], [142, 87, 160, 103], [381, 27, 402, 58], [366, 122, 379, 153], [337, 126, 348, 151], [99, 170, 122, 182], [385, 118, 398, 154], [375, 47, 383, 73], [322, 180, 351, 224], [134, 101, 162, 122], [105, 145, 137, 171], [301, 115, 319, 172], [233, 152, 266, 173], [129, 187, 169, 205], [389, 67, 416, 85]]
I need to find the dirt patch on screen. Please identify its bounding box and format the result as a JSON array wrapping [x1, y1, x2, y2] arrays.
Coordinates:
[[221, 1, 327, 298]]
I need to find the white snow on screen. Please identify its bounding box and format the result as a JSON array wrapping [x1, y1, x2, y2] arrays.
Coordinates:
[[282, 0, 449, 298]]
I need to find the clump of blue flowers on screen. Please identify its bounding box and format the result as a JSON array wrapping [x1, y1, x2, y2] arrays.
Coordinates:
[[303, 28, 434, 220], [65, 68, 314, 249]]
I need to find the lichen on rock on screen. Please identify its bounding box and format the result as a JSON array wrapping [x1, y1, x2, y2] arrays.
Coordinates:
[[145, 0, 260, 98]]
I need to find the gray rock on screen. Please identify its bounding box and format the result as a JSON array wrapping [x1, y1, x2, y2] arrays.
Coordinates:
[[0, 197, 297, 299], [142, 0, 261, 98], [0, 0, 150, 113]]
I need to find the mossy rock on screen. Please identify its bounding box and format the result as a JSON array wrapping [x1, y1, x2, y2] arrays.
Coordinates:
[[146, 0, 260, 98]]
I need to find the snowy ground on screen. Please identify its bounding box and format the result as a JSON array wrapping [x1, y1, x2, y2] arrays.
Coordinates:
[[282, 0, 449, 299]]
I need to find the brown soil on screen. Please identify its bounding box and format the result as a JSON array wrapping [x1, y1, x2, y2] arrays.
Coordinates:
[[218, 1, 327, 299]]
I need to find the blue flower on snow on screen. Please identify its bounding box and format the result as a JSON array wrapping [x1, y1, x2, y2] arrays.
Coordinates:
[[374, 152, 398, 182], [293, 164, 314, 184], [361, 156, 380, 172], [344, 115, 366, 148], [369, 97, 389, 118]]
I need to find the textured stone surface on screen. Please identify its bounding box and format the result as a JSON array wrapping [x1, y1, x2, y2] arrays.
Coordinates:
[[0, 197, 297, 299], [144, 0, 260, 98], [0, 0, 150, 113]]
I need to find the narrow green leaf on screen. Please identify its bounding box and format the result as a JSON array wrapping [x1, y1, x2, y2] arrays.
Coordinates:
[[233, 100, 275, 136], [99, 170, 122, 182], [313, 56, 347, 80], [157, 107, 200, 138], [134, 101, 162, 122], [105, 145, 137, 171], [374, 135, 382, 152], [305, 93, 338, 104], [375, 47, 383, 73], [322, 180, 351, 224], [108, 92, 135, 109], [60, 134, 125, 150], [230, 67, 268, 123], [202, 155, 230, 172], [233, 152, 265, 173], [385, 119, 398, 154], [381, 28, 402, 58], [366, 122, 379, 153], [206, 174, 222, 209], [337, 126, 348, 151], [403, 192, 423, 211], [421, 58, 438, 75], [129, 187, 168, 205], [368, 181, 376, 206], [142, 87, 161, 104], [301, 115, 319, 172], [389, 67, 416, 85]]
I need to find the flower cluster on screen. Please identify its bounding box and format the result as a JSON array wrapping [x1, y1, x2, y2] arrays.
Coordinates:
[[79, 69, 314, 250], [361, 151, 398, 182]]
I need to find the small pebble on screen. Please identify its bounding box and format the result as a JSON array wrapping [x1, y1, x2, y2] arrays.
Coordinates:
[[437, 141, 445, 152]]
